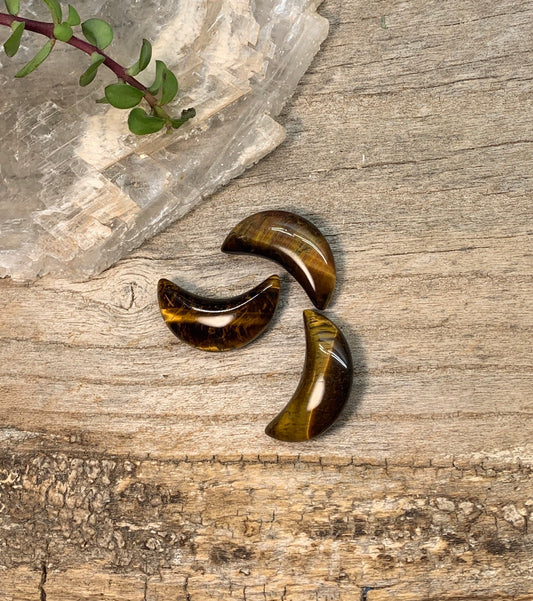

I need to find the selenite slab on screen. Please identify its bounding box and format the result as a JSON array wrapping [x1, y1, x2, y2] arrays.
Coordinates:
[[0, 0, 328, 280]]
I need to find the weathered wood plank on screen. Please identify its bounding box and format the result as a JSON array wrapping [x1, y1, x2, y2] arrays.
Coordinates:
[[1, 454, 532, 600]]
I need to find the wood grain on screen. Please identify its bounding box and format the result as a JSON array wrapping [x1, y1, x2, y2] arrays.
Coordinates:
[[1, 0, 532, 598]]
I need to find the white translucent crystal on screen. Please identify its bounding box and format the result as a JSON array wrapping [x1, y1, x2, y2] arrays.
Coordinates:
[[0, 0, 328, 280]]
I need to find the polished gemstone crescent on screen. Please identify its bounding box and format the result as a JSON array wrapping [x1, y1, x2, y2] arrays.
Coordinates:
[[221, 210, 336, 310], [158, 275, 281, 351], [265, 309, 352, 442]]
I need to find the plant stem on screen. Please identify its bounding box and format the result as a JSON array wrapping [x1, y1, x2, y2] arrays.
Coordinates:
[[0, 11, 161, 111]]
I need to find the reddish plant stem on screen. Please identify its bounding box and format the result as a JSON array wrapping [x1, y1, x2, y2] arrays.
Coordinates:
[[0, 11, 160, 109]]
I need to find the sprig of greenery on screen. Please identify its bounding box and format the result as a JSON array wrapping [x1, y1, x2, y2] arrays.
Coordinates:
[[0, 0, 195, 135]]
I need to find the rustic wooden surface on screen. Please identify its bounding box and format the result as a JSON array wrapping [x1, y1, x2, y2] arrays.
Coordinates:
[[1, 0, 532, 599]]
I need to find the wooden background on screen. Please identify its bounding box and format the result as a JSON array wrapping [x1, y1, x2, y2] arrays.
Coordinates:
[[1, 0, 532, 599]]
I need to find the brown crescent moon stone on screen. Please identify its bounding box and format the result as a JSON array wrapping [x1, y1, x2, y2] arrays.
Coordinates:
[[265, 309, 353, 442], [158, 275, 281, 351], [222, 210, 336, 309]]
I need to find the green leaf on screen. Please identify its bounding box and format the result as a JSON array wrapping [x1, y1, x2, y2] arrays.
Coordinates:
[[96, 97, 109, 103], [160, 66, 178, 105], [43, 0, 62, 24], [104, 83, 144, 109], [128, 108, 165, 135], [53, 22, 73, 42], [15, 38, 54, 77], [4, 21, 24, 57], [5, 0, 19, 16], [148, 59, 165, 94], [66, 5, 81, 26], [147, 60, 178, 104], [82, 18, 113, 50], [170, 108, 196, 129], [127, 38, 152, 76], [79, 51, 105, 87]]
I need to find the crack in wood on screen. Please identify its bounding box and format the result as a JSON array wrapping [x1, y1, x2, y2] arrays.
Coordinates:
[[38, 562, 47, 601], [360, 587, 371, 601]]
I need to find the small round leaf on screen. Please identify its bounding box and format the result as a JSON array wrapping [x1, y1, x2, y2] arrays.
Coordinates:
[[79, 52, 105, 87], [127, 39, 152, 76], [160, 67, 178, 106], [82, 18, 113, 50], [5, 0, 20, 16], [53, 22, 74, 42], [104, 83, 144, 109], [4, 21, 25, 57], [128, 108, 165, 135], [66, 5, 81, 26]]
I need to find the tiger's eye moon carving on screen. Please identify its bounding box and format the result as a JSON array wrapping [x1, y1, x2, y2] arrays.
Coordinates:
[[265, 309, 352, 442], [158, 275, 281, 351], [222, 210, 336, 310]]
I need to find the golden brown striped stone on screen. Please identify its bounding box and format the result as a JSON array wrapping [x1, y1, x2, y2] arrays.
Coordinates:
[[221, 210, 336, 309], [265, 309, 353, 442], [157, 275, 280, 351]]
